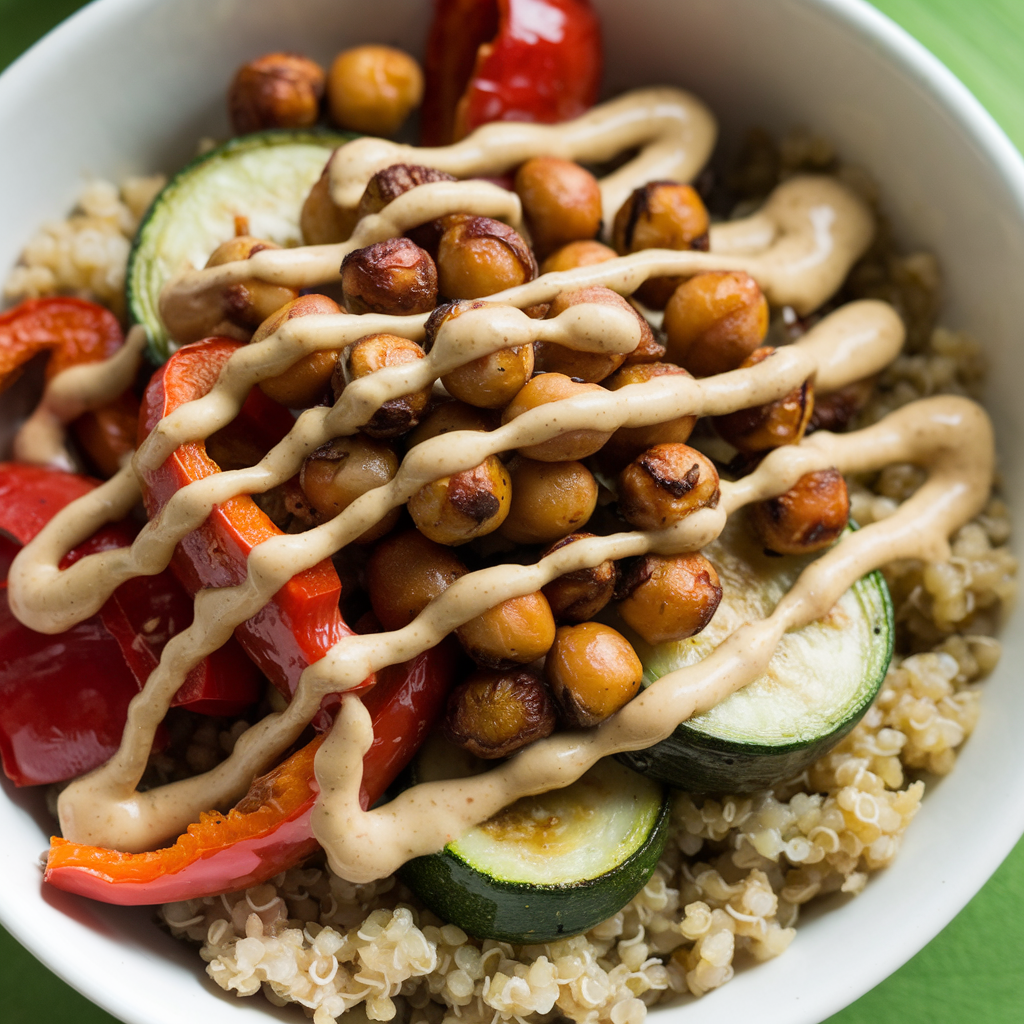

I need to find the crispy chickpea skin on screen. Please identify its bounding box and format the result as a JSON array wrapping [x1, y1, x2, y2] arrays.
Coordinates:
[[358, 163, 457, 219], [540, 533, 618, 623], [749, 468, 850, 555], [808, 377, 876, 433], [663, 271, 769, 377], [228, 53, 325, 134], [406, 400, 496, 449], [437, 215, 538, 299], [534, 287, 641, 383], [616, 552, 723, 645], [514, 157, 602, 259], [443, 668, 557, 759], [341, 237, 438, 316], [250, 293, 341, 408], [613, 181, 710, 309], [545, 622, 643, 728], [301, 157, 359, 245], [502, 373, 613, 462], [499, 458, 598, 545], [326, 45, 424, 136], [408, 454, 512, 545], [456, 591, 556, 669], [367, 529, 466, 630], [300, 435, 401, 543], [712, 346, 815, 453], [618, 443, 720, 531], [335, 333, 433, 438], [540, 239, 618, 275], [597, 362, 698, 473]]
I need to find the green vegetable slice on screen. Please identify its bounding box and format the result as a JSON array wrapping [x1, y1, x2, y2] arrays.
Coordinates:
[[127, 129, 355, 363], [617, 519, 894, 793], [400, 744, 670, 943]]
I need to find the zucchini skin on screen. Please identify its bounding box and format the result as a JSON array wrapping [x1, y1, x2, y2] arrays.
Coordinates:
[[399, 790, 671, 944], [618, 566, 894, 794]]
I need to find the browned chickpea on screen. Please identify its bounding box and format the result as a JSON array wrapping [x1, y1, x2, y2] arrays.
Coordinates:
[[340, 237, 438, 316], [597, 362, 697, 473], [327, 45, 424, 136], [540, 533, 618, 623], [443, 668, 557, 759], [807, 377, 876, 433], [502, 373, 613, 462], [612, 182, 710, 309], [514, 157, 602, 259], [663, 271, 769, 377], [749, 468, 850, 555], [456, 591, 556, 669], [712, 347, 815, 453], [358, 163, 457, 219], [618, 444, 720, 531], [367, 529, 466, 630], [499, 458, 598, 545], [336, 333, 433, 438], [540, 239, 618, 275], [300, 435, 400, 543], [616, 552, 722, 645], [408, 455, 512, 545], [301, 157, 359, 245], [545, 622, 643, 728], [406, 400, 496, 449], [228, 53, 325, 134], [437, 216, 538, 298], [250, 294, 341, 408], [534, 287, 634, 383]]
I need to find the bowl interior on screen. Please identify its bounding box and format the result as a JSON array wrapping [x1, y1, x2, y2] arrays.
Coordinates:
[[1, 1, 1022, 1023]]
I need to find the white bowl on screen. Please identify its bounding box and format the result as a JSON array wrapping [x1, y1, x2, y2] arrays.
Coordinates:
[[1, 1, 1022, 1023]]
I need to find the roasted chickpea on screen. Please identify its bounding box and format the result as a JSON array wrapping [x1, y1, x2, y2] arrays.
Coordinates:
[[436, 216, 537, 299], [502, 373, 613, 462], [367, 529, 466, 630], [540, 533, 618, 623], [712, 347, 814, 453], [327, 45, 424, 136], [443, 668, 557, 759], [545, 622, 643, 728], [749, 468, 850, 555], [301, 157, 359, 245], [406, 400, 495, 449], [663, 271, 769, 377], [514, 157, 602, 259], [336, 333, 433, 438], [540, 239, 618, 275], [499, 458, 598, 545], [618, 444, 720, 531], [340, 237, 438, 316], [616, 552, 722, 645], [534, 287, 636, 383], [300, 435, 400, 543], [250, 294, 341, 407], [597, 362, 697, 473], [358, 163, 457, 219], [456, 591, 556, 669], [408, 455, 512, 545], [612, 181, 710, 309], [808, 377, 876, 433], [228, 53, 325, 134]]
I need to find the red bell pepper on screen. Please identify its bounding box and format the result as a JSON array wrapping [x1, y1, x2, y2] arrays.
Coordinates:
[[44, 637, 460, 905], [421, 0, 602, 145], [71, 388, 141, 479], [138, 338, 361, 700], [0, 463, 263, 786]]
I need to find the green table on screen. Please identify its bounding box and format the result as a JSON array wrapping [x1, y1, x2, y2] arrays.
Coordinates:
[[0, 1, 1022, 1022]]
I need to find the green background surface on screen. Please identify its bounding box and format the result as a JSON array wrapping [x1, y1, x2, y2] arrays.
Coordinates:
[[0, 1, 1021, 1022]]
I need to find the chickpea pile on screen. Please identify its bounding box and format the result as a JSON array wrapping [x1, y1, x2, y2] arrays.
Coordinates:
[[211, 91, 856, 762]]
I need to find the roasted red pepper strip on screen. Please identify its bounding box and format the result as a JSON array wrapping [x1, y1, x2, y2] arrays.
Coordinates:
[[422, 0, 602, 145], [0, 463, 262, 785], [138, 338, 361, 700], [0, 297, 123, 392], [71, 388, 141, 479], [44, 638, 460, 905]]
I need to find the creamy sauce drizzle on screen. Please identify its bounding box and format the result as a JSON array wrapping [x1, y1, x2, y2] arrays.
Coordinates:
[[5, 91, 996, 883]]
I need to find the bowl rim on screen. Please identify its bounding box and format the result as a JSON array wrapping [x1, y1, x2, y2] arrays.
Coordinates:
[[1, 1, 1023, 1022]]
